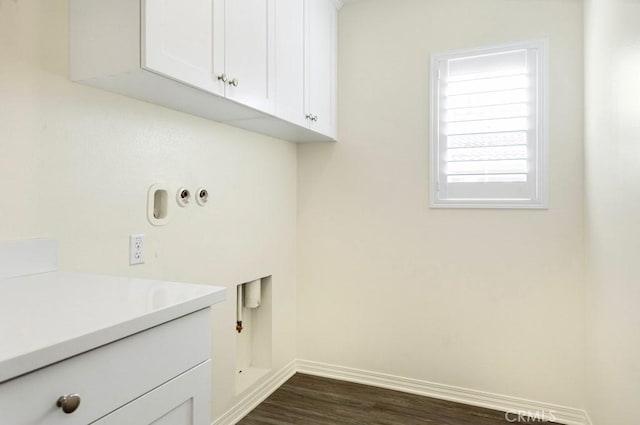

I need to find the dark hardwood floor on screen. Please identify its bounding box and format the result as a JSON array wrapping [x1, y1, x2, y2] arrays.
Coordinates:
[[238, 374, 557, 425]]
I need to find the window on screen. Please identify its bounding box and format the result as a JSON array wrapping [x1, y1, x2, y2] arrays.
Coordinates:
[[430, 40, 548, 209]]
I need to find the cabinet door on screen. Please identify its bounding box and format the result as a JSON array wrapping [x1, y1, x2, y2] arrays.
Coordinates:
[[93, 361, 211, 425], [224, 0, 276, 113], [142, 0, 223, 96], [306, 0, 337, 138], [274, 0, 306, 127], [212, 0, 226, 94]]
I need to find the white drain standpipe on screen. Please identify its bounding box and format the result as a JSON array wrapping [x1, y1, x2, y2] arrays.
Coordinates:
[[236, 284, 243, 333], [236, 279, 262, 333]]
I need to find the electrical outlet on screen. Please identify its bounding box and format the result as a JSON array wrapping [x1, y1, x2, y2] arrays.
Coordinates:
[[129, 234, 145, 265]]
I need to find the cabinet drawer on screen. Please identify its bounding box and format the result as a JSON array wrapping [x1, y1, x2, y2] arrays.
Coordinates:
[[0, 309, 211, 425], [93, 361, 211, 425]]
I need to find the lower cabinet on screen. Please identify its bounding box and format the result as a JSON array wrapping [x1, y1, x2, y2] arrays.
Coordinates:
[[93, 361, 211, 425], [0, 310, 212, 425]]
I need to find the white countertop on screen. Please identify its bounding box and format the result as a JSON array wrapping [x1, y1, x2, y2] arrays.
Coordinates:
[[0, 271, 226, 383]]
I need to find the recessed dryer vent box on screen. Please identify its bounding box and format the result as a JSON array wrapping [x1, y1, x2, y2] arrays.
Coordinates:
[[147, 184, 170, 226]]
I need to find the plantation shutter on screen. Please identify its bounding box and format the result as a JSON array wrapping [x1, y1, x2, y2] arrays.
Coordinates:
[[431, 41, 547, 208]]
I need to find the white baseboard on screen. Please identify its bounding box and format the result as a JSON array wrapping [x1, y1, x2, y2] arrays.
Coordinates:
[[297, 359, 591, 425], [212, 360, 297, 425], [212, 358, 591, 425]]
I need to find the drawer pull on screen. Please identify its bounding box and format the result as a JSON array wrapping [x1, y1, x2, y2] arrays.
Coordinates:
[[56, 394, 81, 414]]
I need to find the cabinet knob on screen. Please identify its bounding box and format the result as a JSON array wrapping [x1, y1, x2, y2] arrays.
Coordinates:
[[217, 73, 227, 83], [305, 114, 312, 120], [228, 78, 239, 87], [56, 394, 81, 414], [312, 115, 318, 122]]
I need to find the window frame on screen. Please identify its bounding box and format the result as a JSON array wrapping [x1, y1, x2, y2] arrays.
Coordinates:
[[429, 39, 549, 209]]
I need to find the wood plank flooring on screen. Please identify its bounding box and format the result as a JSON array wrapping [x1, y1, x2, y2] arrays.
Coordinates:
[[238, 373, 557, 425]]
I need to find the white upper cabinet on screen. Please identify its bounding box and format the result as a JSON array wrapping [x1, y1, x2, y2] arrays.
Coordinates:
[[275, 0, 338, 139], [222, 0, 276, 112], [144, 0, 275, 112], [70, 0, 340, 143], [275, 0, 306, 127], [306, 0, 338, 138], [142, 0, 221, 96]]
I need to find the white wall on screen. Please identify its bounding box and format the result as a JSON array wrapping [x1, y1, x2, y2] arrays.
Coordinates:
[[584, 0, 640, 423], [298, 0, 585, 408], [2, 0, 604, 420], [0, 0, 297, 420]]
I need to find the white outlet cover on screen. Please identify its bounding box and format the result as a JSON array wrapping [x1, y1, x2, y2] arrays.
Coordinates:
[[129, 234, 145, 265]]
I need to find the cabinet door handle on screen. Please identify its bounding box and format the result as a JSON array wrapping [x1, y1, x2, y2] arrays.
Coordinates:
[[56, 394, 81, 414], [228, 78, 239, 87], [217, 73, 227, 83], [312, 115, 318, 122], [305, 114, 312, 120]]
